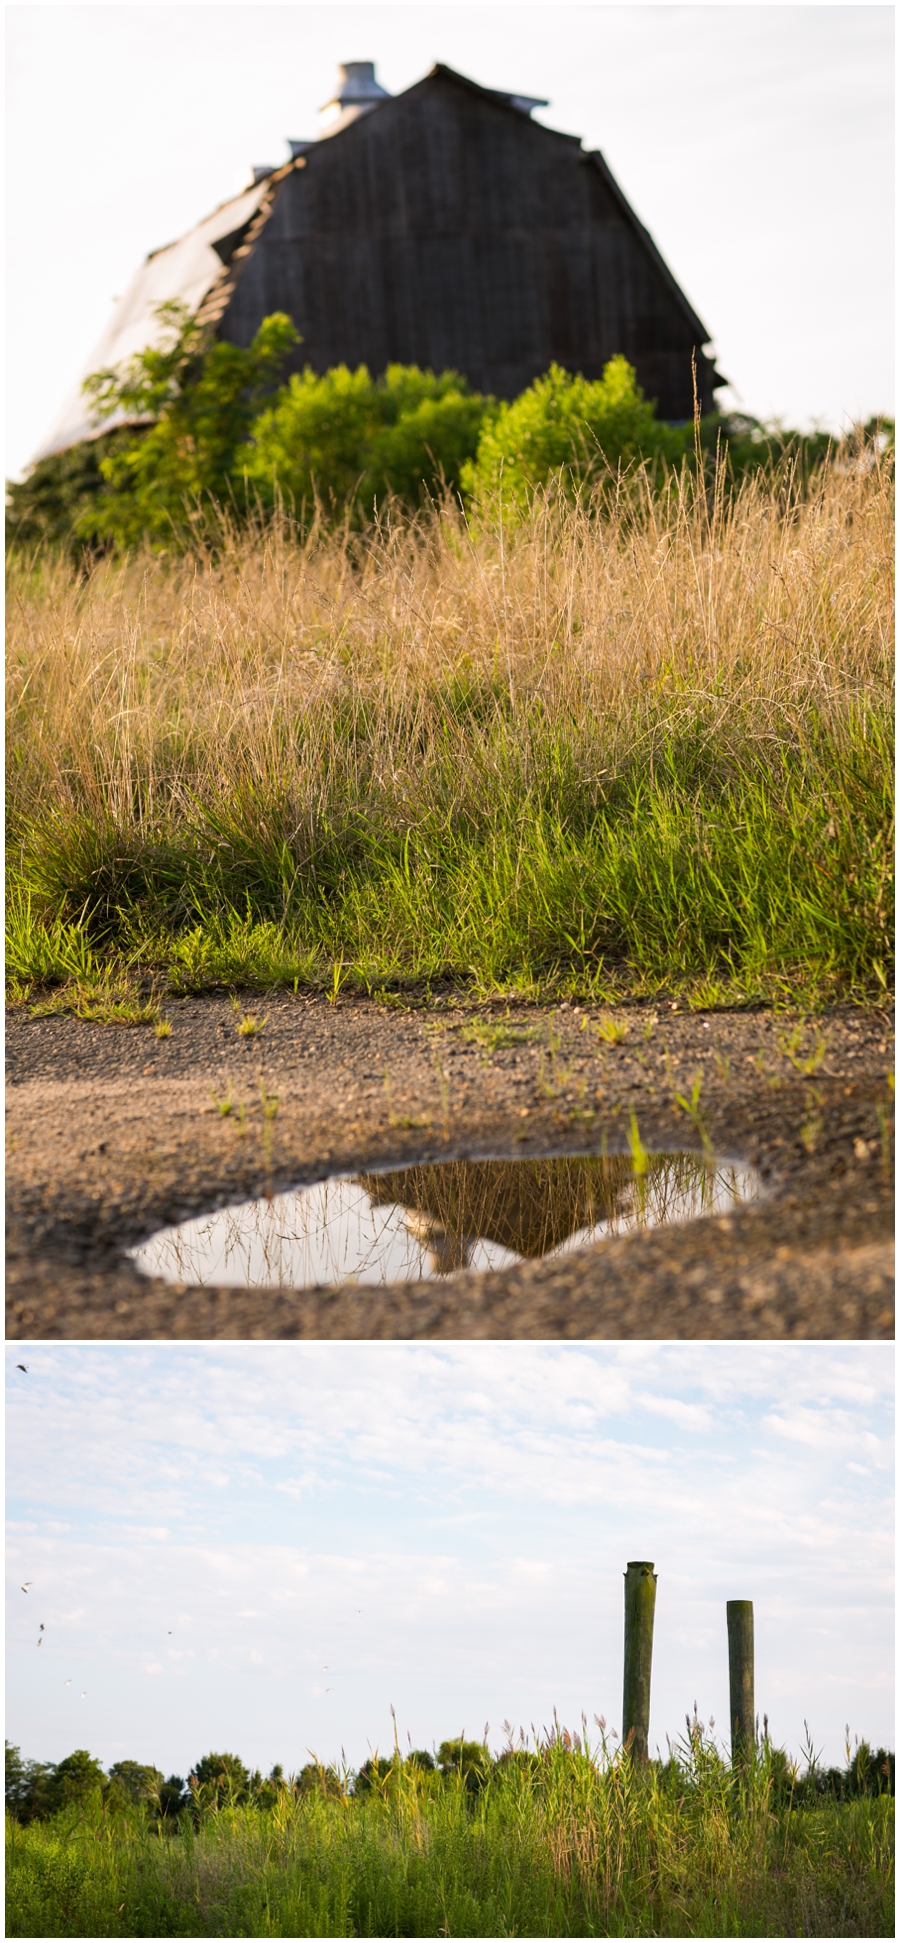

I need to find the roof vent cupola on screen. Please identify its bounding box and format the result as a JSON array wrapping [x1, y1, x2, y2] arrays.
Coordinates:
[[319, 61, 392, 137]]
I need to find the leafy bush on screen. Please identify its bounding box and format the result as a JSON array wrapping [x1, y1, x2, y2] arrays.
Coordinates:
[[242, 361, 492, 520], [5, 430, 139, 555], [460, 356, 688, 511], [11, 296, 887, 556], [76, 302, 299, 549]]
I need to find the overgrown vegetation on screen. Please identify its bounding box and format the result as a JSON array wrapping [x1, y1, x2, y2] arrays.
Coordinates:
[[6, 1723, 894, 1937], [8, 303, 880, 556], [7, 425, 892, 1012]]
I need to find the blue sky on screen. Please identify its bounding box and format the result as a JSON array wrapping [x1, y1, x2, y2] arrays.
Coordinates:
[[6, 1342, 894, 1779], [6, 3, 894, 476]]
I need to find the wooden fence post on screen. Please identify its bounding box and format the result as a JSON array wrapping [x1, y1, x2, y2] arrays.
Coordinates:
[[726, 1600, 755, 1765], [623, 1560, 657, 1761]]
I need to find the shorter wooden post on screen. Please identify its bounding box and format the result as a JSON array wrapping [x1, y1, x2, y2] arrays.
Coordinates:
[[726, 1600, 755, 1766], [623, 1561, 657, 1761]]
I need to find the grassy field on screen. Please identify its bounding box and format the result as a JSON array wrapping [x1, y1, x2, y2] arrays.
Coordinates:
[[6, 1732, 895, 1938], [6, 451, 893, 1016]]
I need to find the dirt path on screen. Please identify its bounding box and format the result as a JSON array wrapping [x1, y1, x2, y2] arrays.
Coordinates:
[[6, 995, 894, 1340]]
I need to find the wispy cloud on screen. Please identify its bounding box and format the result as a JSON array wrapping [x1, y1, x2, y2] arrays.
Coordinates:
[[6, 1344, 893, 1776]]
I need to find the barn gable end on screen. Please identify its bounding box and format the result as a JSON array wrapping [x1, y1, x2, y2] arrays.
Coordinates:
[[217, 65, 721, 416]]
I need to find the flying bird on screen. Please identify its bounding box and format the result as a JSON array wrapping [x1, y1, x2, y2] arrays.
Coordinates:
[[17, 1364, 27, 1373], [39, 1623, 45, 1631], [80, 1691, 87, 1699], [64, 1680, 72, 1686], [21, 1583, 31, 1592], [37, 1638, 42, 1647]]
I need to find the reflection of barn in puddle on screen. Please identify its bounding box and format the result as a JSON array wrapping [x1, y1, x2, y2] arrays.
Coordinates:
[[357, 1155, 640, 1275]]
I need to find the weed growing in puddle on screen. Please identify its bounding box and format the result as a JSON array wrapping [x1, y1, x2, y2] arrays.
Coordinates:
[[669, 1071, 713, 1155], [209, 1084, 246, 1129]]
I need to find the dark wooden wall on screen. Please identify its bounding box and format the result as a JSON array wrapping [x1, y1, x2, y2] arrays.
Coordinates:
[[219, 71, 718, 418]]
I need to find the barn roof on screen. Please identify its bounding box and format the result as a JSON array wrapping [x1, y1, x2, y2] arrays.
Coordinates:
[[412, 64, 713, 350], [32, 173, 280, 460], [31, 60, 722, 464]]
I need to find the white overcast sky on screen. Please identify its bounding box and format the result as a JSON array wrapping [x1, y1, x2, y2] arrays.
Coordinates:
[[7, 1342, 894, 1780], [5, 2, 894, 478]]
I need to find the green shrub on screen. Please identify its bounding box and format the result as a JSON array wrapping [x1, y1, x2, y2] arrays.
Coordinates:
[[460, 356, 688, 511], [5, 429, 139, 556], [76, 302, 299, 549], [242, 361, 492, 520]]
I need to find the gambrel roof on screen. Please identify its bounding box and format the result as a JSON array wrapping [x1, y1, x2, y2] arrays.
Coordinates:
[[34, 62, 724, 462]]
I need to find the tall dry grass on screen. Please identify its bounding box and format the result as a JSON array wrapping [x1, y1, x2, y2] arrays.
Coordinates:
[[6, 454, 894, 1003]]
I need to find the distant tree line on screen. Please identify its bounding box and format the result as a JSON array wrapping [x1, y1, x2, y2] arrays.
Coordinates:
[[5, 1735, 894, 1825], [8, 302, 889, 555]]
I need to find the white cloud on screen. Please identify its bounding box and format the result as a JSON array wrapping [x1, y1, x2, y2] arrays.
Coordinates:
[[6, 1343, 893, 1774]]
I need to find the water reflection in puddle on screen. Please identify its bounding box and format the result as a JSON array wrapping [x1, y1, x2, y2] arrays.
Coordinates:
[[128, 1151, 758, 1291]]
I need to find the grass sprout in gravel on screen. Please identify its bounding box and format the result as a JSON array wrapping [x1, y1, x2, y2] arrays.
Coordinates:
[[5, 1727, 894, 1938], [6, 451, 893, 1012]]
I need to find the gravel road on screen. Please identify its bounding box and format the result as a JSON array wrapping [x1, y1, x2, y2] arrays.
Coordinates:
[[6, 994, 893, 1340]]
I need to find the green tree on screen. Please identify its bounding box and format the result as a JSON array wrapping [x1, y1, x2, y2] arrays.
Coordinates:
[[243, 361, 491, 521], [294, 1761, 345, 1800], [158, 1774, 188, 1818], [190, 1751, 251, 1806], [48, 1748, 107, 1812], [5, 1743, 52, 1821], [5, 1742, 29, 1816], [436, 1738, 492, 1793], [353, 1755, 396, 1797], [81, 301, 298, 548], [460, 356, 687, 512], [106, 1759, 164, 1806], [406, 1748, 436, 1773]]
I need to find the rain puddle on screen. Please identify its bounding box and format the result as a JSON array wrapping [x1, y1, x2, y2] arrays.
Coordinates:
[[128, 1150, 759, 1291]]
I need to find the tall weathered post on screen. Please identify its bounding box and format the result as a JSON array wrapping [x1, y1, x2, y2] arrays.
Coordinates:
[[726, 1600, 755, 1766], [622, 1560, 657, 1761]]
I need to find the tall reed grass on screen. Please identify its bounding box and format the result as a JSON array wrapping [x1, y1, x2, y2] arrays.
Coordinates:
[[6, 451, 893, 1007], [6, 1725, 894, 1937]]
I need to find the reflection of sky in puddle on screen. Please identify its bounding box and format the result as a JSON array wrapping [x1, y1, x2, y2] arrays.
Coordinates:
[[128, 1153, 759, 1291]]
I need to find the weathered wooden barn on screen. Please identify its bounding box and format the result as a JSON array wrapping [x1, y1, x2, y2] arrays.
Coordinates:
[[35, 61, 724, 460]]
